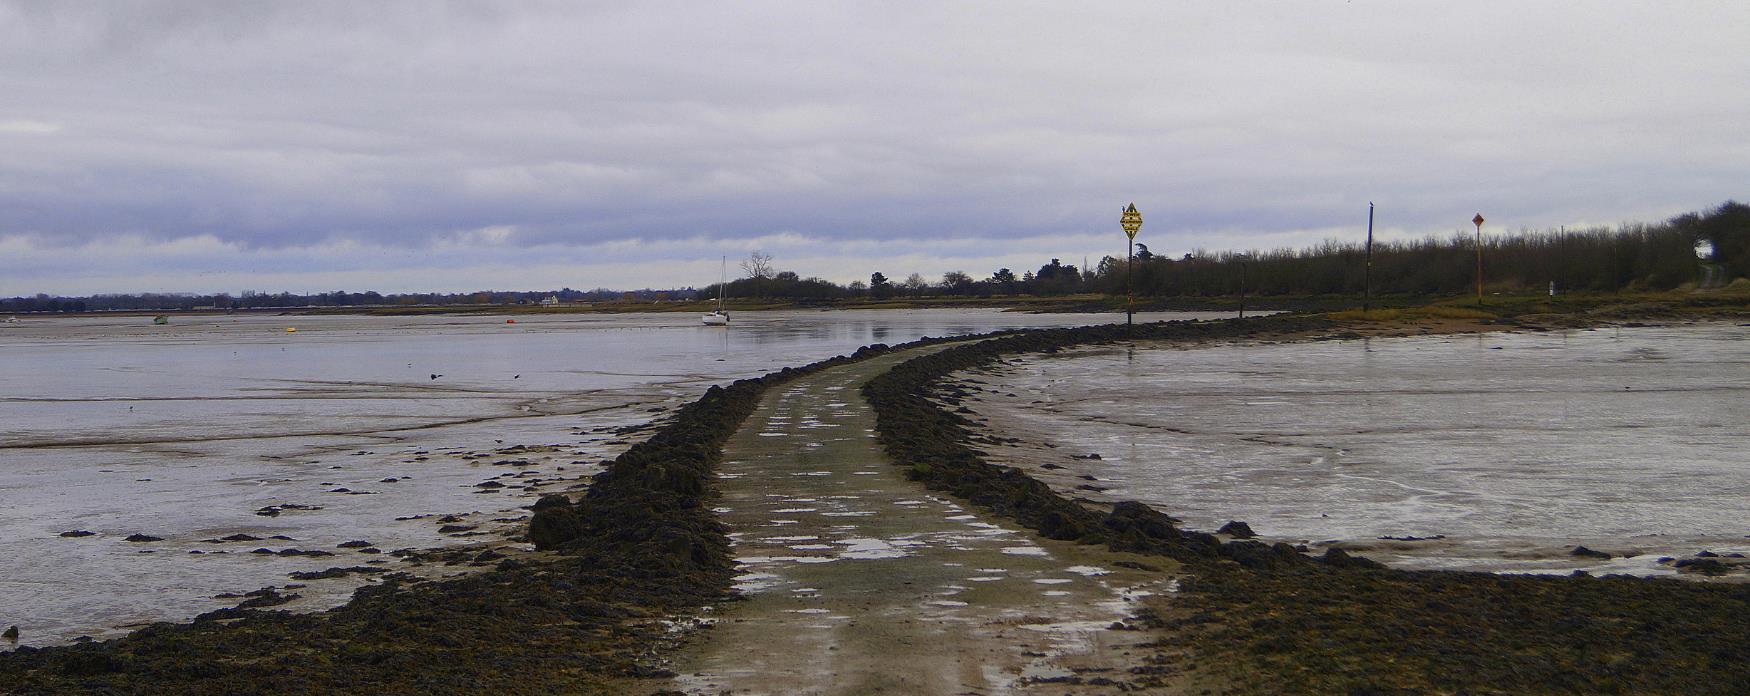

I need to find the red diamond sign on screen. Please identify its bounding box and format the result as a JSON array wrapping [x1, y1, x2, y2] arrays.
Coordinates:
[[1473, 213, 1485, 227]]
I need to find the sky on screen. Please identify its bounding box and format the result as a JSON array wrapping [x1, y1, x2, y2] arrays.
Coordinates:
[[2, 1, 1747, 296]]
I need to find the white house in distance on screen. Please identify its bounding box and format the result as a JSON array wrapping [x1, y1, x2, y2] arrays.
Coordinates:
[[539, 295, 561, 306]]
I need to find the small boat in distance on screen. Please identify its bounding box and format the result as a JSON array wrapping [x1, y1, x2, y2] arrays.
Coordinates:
[[2, 316, 18, 325], [703, 256, 729, 326]]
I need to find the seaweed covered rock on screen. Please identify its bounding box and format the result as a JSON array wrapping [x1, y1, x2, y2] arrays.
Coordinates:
[[1217, 520, 1257, 539], [1570, 545, 1612, 560], [528, 495, 585, 550], [1321, 547, 1385, 569], [1215, 541, 1311, 570], [1105, 501, 1179, 539], [1674, 557, 1729, 575]]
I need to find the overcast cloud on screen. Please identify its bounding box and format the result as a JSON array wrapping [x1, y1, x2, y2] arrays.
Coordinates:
[[2, 1, 1746, 295]]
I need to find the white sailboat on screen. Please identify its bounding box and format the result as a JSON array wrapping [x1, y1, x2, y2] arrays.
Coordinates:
[[702, 256, 729, 325]]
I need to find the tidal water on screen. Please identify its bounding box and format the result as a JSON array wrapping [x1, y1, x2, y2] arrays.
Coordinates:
[[965, 323, 1750, 576], [0, 308, 1213, 647]]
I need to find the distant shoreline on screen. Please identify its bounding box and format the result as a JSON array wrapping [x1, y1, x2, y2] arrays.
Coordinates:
[[13, 287, 1745, 320]]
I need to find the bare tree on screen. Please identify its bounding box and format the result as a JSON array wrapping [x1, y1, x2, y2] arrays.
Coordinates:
[[740, 251, 775, 279], [940, 270, 973, 294], [902, 272, 928, 295]]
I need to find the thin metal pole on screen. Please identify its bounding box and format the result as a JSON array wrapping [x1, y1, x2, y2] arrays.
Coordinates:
[[1364, 202, 1374, 313], [1126, 237, 1134, 327], [1475, 219, 1484, 305], [1238, 260, 1246, 319]]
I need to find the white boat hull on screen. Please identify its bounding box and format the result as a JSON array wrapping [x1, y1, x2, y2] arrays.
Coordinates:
[[702, 312, 729, 326]]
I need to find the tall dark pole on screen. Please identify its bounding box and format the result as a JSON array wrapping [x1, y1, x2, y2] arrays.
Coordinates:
[[1238, 258, 1247, 319], [1364, 202, 1375, 313], [1473, 213, 1485, 305]]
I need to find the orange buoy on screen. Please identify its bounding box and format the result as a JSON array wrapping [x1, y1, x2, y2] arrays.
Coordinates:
[[506, 319, 516, 324]]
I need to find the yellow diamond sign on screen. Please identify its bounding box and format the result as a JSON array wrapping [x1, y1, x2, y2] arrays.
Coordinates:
[[1121, 203, 1142, 240]]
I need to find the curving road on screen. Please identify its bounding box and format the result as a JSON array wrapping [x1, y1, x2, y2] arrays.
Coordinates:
[[666, 346, 1183, 695]]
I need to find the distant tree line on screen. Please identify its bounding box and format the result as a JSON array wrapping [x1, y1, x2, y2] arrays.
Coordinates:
[[703, 202, 1742, 301], [1106, 200, 1746, 297], [8, 201, 1743, 313], [1, 287, 699, 313], [699, 255, 1096, 302]]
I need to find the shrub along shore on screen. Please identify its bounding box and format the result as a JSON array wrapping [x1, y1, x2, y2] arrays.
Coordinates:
[[2, 294, 1745, 694]]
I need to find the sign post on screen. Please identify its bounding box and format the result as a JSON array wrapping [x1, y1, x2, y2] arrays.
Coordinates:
[[1238, 254, 1249, 319], [1365, 202, 1375, 313], [1121, 203, 1143, 328], [1473, 213, 1485, 305]]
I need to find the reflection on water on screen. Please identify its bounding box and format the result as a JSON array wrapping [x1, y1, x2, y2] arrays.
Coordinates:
[[0, 308, 1220, 647], [968, 323, 1750, 577]]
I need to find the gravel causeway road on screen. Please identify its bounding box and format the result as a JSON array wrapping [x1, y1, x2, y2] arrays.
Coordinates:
[[668, 346, 1185, 695]]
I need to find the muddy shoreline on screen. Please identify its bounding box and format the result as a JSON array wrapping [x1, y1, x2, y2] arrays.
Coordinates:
[[859, 303, 1750, 693], [0, 339, 944, 693], [949, 325, 1750, 578]]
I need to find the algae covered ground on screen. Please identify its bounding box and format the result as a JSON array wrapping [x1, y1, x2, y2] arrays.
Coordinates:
[[1168, 563, 1749, 694]]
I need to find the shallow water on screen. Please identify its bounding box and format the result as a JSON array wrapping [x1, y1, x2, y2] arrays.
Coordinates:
[[0, 308, 1214, 647], [966, 323, 1750, 576]]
